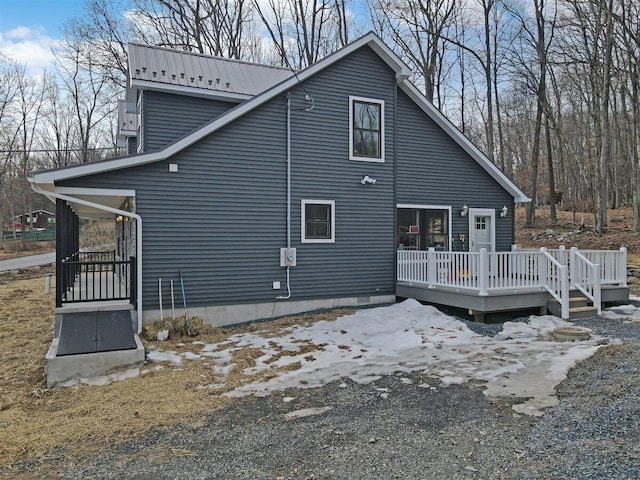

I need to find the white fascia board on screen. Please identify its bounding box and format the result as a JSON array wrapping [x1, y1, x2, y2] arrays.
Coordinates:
[[56, 187, 136, 197], [131, 79, 251, 102], [398, 81, 530, 204], [365, 36, 413, 81], [32, 33, 415, 186]]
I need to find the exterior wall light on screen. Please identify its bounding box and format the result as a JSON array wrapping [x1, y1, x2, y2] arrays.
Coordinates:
[[460, 204, 468, 217], [361, 175, 376, 184], [500, 205, 508, 217]]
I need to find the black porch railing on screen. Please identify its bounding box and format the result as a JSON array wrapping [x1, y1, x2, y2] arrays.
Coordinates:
[[57, 251, 136, 307]]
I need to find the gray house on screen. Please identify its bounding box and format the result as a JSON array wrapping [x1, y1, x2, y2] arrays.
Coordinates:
[[32, 32, 533, 331]]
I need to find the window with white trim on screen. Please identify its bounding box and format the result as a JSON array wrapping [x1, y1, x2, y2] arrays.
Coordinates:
[[301, 200, 335, 243], [349, 96, 384, 162]]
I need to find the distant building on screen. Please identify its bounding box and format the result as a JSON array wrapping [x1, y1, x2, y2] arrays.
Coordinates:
[[12, 210, 55, 230]]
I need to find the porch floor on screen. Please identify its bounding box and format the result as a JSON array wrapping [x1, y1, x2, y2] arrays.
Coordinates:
[[397, 282, 629, 321]]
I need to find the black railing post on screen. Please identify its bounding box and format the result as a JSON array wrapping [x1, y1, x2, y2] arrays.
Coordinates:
[[130, 256, 137, 308], [55, 199, 64, 308]]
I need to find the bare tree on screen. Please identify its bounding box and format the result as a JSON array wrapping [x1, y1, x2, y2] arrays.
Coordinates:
[[368, 0, 458, 106], [56, 35, 118, 164], [131, 0, 254, 58], [253, 0, 353, 68]]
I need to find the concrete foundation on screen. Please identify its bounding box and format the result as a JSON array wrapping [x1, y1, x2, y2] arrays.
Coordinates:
[[45, 334, 145, 388], [142, 294, 397, 327]]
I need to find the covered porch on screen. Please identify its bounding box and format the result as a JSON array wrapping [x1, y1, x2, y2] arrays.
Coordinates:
[[44, 187, 140, 311], [32, 186, 145, 387], [397, 245, 629, 321]]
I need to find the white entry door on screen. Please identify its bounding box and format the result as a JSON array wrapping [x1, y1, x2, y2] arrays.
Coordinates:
[[469, 209, 495, 252]]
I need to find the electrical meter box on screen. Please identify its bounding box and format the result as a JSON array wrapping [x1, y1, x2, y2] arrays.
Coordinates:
[[280, 248, 297, 267]]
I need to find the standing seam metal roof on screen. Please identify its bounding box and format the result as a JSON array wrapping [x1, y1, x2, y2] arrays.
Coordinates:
[[127, 43, 294, 97]]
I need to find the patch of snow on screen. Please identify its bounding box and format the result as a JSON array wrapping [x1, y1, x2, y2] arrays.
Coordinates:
[[602, 303, 640, 323], [181, 351, 202, 360], [284, 406, 332, 419], [147, 349, 182, 365], [85, 367, 141, 386], [190, 300, 616, 416]]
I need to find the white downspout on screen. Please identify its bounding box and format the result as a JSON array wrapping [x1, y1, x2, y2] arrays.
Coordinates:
[[277, 93, 292, 300], [30, 182, 144, 333]]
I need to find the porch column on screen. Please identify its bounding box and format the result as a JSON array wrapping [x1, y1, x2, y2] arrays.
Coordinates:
[[55, 199, 80, 308]]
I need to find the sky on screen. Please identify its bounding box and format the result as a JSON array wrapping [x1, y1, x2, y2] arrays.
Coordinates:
[[0, 0, 80, 71]]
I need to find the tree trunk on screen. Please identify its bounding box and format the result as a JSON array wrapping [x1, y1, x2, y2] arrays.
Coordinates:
[[545, 113, 557, 222]]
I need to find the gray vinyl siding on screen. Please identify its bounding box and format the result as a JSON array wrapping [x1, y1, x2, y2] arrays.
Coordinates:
[[288, 46, 396, 300], [60, 46, 397, 311], [141, 90, 238, 151], [396, 90, 515, 251], [126, 137, 137, 155]]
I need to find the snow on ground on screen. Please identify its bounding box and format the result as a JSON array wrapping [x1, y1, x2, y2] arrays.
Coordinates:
[[601, 296, 640, 323], [188, 299, 611, 416]]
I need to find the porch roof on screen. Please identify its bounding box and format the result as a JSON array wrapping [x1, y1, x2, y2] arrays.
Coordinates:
[[34, 185, 134, 220]]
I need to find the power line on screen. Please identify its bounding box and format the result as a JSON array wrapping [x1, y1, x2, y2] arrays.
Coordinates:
[[0, 147, 121, 154]]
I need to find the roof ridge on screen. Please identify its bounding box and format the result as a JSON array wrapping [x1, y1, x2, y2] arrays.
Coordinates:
[[127, 42, 295, 73]]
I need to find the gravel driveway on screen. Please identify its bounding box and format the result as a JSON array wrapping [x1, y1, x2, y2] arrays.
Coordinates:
[[18, 314, 640, 479]]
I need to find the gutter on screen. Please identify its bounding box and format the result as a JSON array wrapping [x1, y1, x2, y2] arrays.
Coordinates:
[[30, 182, 144, 333]]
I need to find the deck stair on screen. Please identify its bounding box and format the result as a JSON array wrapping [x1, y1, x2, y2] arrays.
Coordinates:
[[547, 292, 599, 320]]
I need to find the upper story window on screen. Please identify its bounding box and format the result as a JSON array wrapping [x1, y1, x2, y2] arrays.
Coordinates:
[[301, 199, 335, 243], [349, 96, 384, 163]]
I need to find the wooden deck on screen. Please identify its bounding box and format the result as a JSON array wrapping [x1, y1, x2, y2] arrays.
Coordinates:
[[396, 246, 629, 320]]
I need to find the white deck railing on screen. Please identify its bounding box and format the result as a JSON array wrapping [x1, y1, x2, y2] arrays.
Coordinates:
[[540, 249, 570, 319], [397, 245, 627, 319], [570, 248, 601, 315]]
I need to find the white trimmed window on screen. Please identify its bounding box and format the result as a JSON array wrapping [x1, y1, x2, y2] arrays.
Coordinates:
[[349, 96, 384, 162], [301, 200, 335, 243]]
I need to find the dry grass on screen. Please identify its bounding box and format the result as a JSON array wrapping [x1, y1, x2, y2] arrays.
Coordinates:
[[0, 241, 55, 261], [0, 275, 354, 473]]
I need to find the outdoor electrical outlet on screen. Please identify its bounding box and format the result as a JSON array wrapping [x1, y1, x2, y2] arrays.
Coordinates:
[[273, 281, 281, 290]]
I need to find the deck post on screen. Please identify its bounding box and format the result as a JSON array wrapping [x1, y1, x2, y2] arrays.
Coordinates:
[[560, 265, 570, 319], [539, 248, 548, 287], [427, 247, 436, 288], [593, 263, 601, 314], [570, 247, 578, 288], [478, 248, 488, 296], [619, 247, 628, 286], [558, 245, 567, 266]]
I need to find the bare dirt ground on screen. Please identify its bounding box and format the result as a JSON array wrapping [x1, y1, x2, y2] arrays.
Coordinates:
[[515, 206, 639, 260]]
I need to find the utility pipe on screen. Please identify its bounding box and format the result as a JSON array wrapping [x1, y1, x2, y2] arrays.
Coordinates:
[[30, 182, 144, 333], [277, 93, 292, 300]]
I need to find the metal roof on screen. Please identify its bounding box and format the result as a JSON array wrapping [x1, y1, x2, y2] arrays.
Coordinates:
[[128, 43, 294, 97]]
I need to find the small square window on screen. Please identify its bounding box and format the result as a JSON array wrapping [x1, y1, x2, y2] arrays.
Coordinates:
[[301, 200, 335, 243], [349, 96, 384, 162]]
